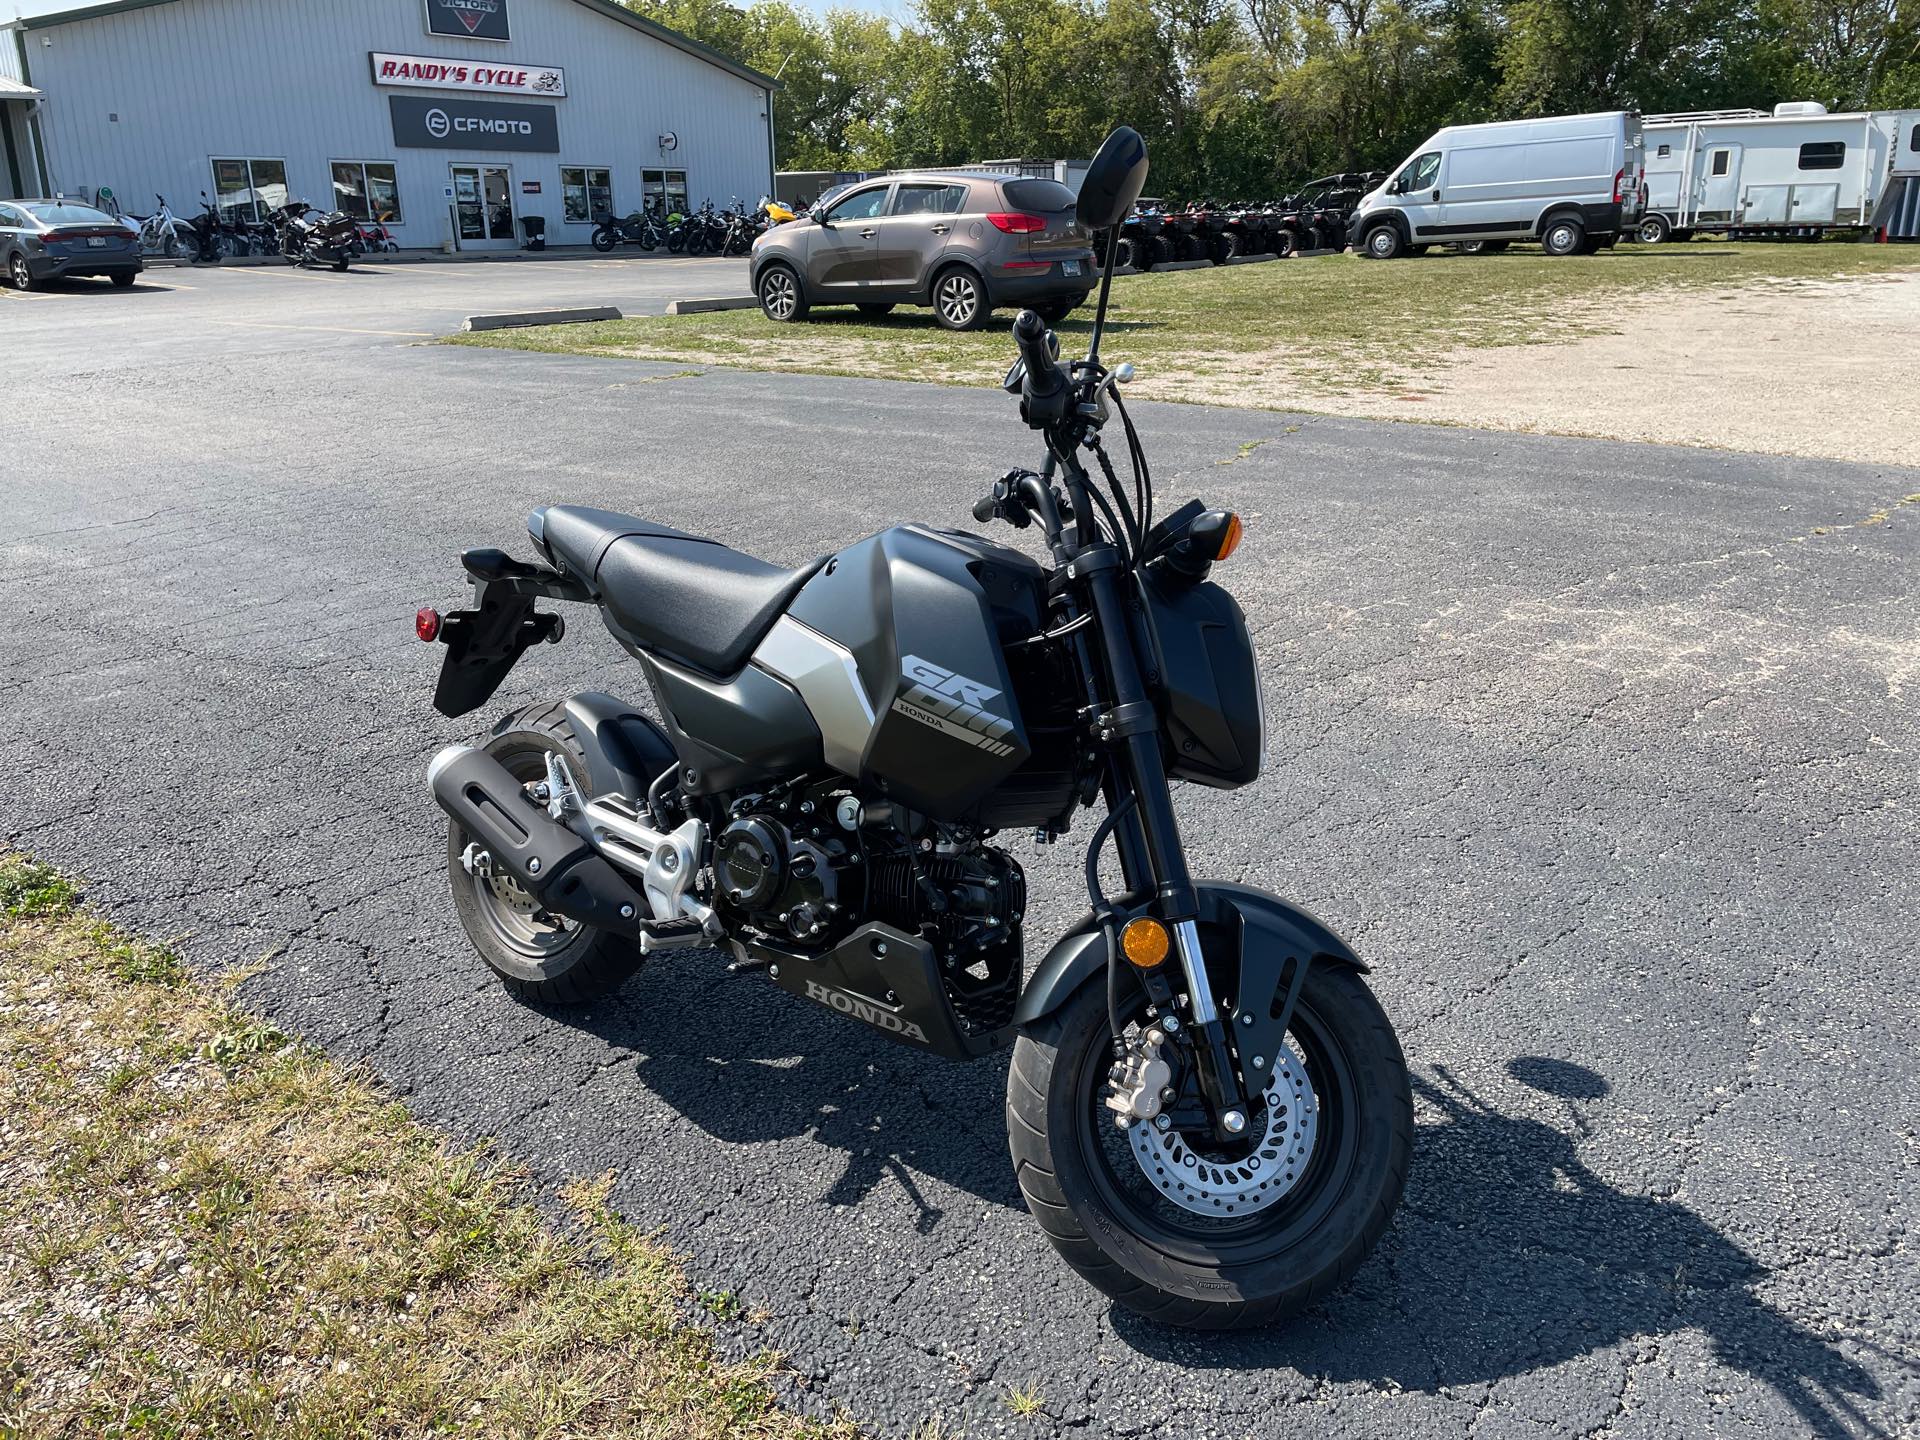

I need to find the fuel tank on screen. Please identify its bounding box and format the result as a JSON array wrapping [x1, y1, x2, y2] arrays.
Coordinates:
[[772, 525, 1053, 819]]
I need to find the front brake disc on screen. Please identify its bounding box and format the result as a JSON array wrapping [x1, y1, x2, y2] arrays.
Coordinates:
[[1125, 1039, 1318, 1217]]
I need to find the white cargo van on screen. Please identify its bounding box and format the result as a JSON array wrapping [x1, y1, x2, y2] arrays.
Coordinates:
[[1348, 111, 1645, 258]]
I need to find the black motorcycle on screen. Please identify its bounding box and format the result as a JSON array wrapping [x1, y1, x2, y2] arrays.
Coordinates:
[[590, 209, 664, 253], [266, 201, 356, 271], [416, 126, 1412, 1328]]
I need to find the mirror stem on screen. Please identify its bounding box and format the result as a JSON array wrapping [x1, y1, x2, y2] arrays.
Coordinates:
[[1086, 223, 1122, 370]]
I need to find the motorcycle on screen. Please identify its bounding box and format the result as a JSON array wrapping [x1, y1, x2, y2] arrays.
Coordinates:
[[590, 208, 665, 253], [266, 201, 356, 271], [415, 126, 1412, 1328]]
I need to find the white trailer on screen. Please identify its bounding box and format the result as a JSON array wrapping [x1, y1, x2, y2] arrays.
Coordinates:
[[1639, 103, 1920, 242]]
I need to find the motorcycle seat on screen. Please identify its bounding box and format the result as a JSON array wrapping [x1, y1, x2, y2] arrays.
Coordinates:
[[531, 505, 823, 676]]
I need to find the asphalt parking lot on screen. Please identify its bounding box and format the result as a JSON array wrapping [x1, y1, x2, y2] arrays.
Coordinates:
[[4, 262, 1917, 1439], [0, 248, 750, 373]]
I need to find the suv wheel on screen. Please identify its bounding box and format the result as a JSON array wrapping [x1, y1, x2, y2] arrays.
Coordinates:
[[932, 267, 987, 331], [1363, 223, 1403, 260], [1541, 216, 1585, 256], [757, 263, 808, 322]]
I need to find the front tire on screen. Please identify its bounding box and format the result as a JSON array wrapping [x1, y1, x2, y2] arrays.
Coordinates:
[[757, 262, 808, 322], [447, 700, 647, 1006], [1362, 222, 1403, 260], [591, 227, 618, 253], [1007, 962, 1411, 1328], [1637, 214, 1671, 244]]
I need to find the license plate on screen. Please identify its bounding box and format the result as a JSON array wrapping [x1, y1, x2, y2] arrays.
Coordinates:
[[1062, 259, 1081, 276], [88, 236, 107, 248]]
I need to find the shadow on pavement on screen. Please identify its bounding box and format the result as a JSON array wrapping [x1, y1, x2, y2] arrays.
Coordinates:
[[1114, 1058, 1886, 1440]]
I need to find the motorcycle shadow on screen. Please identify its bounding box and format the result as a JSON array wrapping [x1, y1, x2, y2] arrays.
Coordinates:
[[561, 953, 1024, 1234], [1111, 1058, 1886, 1440]]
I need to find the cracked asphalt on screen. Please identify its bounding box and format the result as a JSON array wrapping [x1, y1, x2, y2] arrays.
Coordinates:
[[4, 264, 1917, 1439]]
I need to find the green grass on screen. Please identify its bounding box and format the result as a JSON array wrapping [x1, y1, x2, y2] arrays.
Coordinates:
[[447, 241, 1920, 407], [0, 853, 858, 1440]]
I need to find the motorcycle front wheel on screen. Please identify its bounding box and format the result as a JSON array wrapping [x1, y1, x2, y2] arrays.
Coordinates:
[[591, 228, 617, 253], [1007, 957, 1410, 1328]]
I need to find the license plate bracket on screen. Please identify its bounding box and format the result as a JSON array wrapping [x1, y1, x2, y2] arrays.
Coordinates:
[[1062, 259, 1081, 276], [432, 583, 564, 717]]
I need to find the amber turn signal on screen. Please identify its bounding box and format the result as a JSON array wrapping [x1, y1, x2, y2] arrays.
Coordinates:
[[1121, 917, 1171, 968], [1214, 512, 1245, 561]]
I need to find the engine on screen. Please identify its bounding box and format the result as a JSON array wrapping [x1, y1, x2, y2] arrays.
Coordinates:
[[712, 783, 1025, 966]]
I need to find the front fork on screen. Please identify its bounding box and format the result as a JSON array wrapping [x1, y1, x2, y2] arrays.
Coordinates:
[[1073, 537, 1252, 1143]]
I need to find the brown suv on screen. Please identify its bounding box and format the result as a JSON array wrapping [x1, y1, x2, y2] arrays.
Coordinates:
[[750, 173, 1094, 331]]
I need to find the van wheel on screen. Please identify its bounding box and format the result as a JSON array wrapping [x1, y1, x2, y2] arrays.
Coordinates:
[[1541, 216, 1585, 256], [1363, 223, 1403, 260], [758, 263, 808, 322], [1637, 214, 1671, 244]]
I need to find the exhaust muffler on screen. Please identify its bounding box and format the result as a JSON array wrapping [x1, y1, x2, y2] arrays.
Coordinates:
[[428, 744, 660, 941]]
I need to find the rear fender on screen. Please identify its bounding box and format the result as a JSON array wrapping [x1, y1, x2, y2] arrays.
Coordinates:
[[557, 692, 679, 803], [1013, 882, 1368, 1095]]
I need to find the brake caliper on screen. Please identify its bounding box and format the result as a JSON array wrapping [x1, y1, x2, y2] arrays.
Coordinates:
[[1105, 1026, 1173, 1128]]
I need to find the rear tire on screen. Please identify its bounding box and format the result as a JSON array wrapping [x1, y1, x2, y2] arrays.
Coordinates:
[[1274, 230, 1297, 258], [1112, 235, 1141, 271], [591, 228, 618, 253], [1213, 232, 1243, 264], [1007, 961, 1411, 1329], [447, 700, 647, 1006], [8, 253, 37, 291], [931, 266, 988, 331], [1034, 296, 1082, 324], [1541, 215, 1585, 256], [110, 270, 138, 288], [1637, 213, 1671, 244]]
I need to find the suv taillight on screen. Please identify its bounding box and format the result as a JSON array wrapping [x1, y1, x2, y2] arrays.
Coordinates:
[[987, 212, 1046, 234]]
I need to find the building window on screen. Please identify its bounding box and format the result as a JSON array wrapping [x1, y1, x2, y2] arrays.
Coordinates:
[[212, 158, 289, 224], [642, 169, 688, 216], [331, 161, 400, 222], [1710, 150, 1730, 177], [1656, 143, 1671, 158], [561, 166, 613, 223], [1798, 141, 1846, 171]]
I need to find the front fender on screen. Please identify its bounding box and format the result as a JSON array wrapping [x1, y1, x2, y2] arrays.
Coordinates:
[[1014, 883, 1368, 1090]]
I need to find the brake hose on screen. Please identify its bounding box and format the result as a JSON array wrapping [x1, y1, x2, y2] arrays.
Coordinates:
[[1083, 793, 1139, 1052]]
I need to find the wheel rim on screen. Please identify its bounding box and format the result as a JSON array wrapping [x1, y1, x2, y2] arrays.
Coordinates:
[[937, 273, 977, 326], [1369, 230, 1394, 257], [1549, 223, 1577, 252], [1075, 948, 1361, 1262], [1639, 218, 1665, 243], [762, 269, 796, 319], [10, 256, 27, 287]]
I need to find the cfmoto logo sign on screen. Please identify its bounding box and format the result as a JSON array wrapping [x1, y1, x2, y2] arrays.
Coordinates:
[[425, 108, 452, 139]]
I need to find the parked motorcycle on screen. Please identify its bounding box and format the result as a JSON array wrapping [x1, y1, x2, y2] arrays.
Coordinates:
[[265, 201, 356, 271], [590, 208, 665, 253], [415, 125, 1412, 1328]]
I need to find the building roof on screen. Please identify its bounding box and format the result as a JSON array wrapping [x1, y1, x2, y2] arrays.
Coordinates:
[[0, 76, 45, 98], [9, 0, 777, 90]]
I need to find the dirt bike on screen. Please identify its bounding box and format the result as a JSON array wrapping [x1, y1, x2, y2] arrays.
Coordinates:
[[416, 126, 1412, 1328]]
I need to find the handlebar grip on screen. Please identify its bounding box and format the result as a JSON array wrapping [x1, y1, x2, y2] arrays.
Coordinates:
[[972, 492, 999, 523], [1013, 309, 1067, 403]]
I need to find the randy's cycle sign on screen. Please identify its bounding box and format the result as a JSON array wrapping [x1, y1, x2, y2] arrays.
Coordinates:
[[425, 0, 510, 41], [389, 95, 559, 153]]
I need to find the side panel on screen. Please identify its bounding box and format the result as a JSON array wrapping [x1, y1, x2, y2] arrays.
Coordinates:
[[784, 525, 1045, 819], [632, 646, 822, 795]]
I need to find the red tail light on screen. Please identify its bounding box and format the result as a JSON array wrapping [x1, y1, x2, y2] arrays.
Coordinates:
[[415, 607, 442, 642], [1613, 168, 1626, 203], [987, 212, 1046, 234]]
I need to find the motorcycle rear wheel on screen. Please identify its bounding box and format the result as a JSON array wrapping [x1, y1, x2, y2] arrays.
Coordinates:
[[446, 699, 647, 1006], [1007, 957, 1410, 1328], [591, 228, 618, 252]]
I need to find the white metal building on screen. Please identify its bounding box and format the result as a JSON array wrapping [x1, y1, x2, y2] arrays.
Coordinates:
[[0, 0, 775, 250]]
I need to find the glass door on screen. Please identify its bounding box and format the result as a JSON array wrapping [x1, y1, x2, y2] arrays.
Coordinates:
[[451, 164, 516, 248]]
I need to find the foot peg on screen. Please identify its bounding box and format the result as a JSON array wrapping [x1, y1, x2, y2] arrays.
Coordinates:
[[636, 917, 709, 954]]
